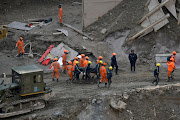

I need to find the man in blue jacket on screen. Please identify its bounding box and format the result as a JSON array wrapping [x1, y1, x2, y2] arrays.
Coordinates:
[[111, 53, 118, 74], [128, 50, 137, 72], [107, 66, 113, 88], [152, 63, 160, 86]]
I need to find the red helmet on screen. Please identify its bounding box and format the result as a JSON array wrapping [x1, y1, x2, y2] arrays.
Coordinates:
[[54, 58, 58, 61], [112, 53, 116, 56], [85, 56, 89, 60], [81, 54, 85, 57], [173, 51, 176, 55], [20, 37, 23, 40], [103, 63, 107, 66], [68, 61, 72, 64], [64, 50, 68, 53], [98, 56, 103, 60], [74, 57, 78, 60]]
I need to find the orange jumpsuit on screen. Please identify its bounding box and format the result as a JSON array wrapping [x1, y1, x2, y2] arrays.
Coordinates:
[[67, 65, 73, 80], [83, 60, 88, 67], [62, 53, 67, 70], [79, 57, 84, 67], [100, 66, 108, 83], [50, 61, 60, 79], [58, 8, 63, 23], [16, 40, 25, 55], [72, 60, 78, 71], [166, 61, 175, 77], [171, 55, 176, 63]]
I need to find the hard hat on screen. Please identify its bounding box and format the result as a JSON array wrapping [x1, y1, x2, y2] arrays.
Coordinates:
[[59, 4, 62, 7], [64, 50, 68, 53], [103, 63, 107, 66], [173, 51, 176, 55], [85, 56, 89, 60], [75, 61, 79, 64], [109, 66, 113, 70], [156, 63, 160, 67], [98, 56, 103, 60], [88, 61, 92, 64], [99, 60, 103, 64], [112, 53, 116, 56], [20, 37, 23, 40], [170, 58, 174, 61], [68, 61, 72, 64], [81, 54, 85, 57], [54, 58, 58, 61], [74, 57, 78, 60]]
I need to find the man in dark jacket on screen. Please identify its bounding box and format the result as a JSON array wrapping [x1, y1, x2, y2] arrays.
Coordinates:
[[111, 53, 118, 74], [74, 61, 81, 80], [107, 66, 113, 88], [94, 60, 103, 79], [152, 63, 160, 86], [85, 61, 92, 81], [128, 50, 137, 72]]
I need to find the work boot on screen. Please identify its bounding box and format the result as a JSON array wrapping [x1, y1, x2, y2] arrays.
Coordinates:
[[52, 78, 55, 81], [57, 79, 59, 82], [16, 54, 20, 58], [155, 82, 158, 86], [105, 83, 107, 87]]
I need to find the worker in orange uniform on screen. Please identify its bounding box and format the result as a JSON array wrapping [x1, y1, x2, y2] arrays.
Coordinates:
[[16, 37, 25, 57], [49, 58, 61, 82], [80, 54, 85, 67], [73, 57, 79, 71], [98, 63, 108, 87], [171, 51, 176, 63], [62, 50, 68, 74], [83, 56, 89, 67], [67, 61, 73, 83], [58, 4, 63, 26], [166, 58, 175, 81], [96, 56, 103, 64]]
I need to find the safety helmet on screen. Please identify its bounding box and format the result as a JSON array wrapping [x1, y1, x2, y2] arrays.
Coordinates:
[[54, 58, 58, 61], [20, 37, 23, 40], [75, 61, 79, 64], [98, 56, 103, 60], [81, 54, 85, 57], [112, 53, 116, 56], [170, 58, 174, 61], [85, 56, 89, 60], [109, 66, 113, 70], [99, 60, 103, 64], [59, 4, 62, 7], [64, 50, 68, 53], [173, 51, 176, 55], [68, 61, 72, 64], [103, 63, 107, 66], [156, 63, 160, 67], [88, 61, 92, 64], [74, 57, 78, 60]]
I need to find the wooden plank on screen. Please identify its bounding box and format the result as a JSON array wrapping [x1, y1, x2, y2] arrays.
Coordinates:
[[129, 14, 170, 41], [162, 0, 177, 19], [144, 0, 151, 7], [63, 23, 93, 40], [138, 0, 169, 24]]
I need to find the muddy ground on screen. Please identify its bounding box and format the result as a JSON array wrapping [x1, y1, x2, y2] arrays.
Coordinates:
[[0, 0, 180, 119]]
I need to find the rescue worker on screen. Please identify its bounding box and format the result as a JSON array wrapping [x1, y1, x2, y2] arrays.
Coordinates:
[[94, 60, 103, 79], [80, 54, 85, 67], [111, 53, 118, 74], [128, 50, 137, 72], [58, 4, 63, 26], [49, 58, 61, 82], [73, 57, 78, 71], [74, 61, 82, 80], [62, 50, 68, 73], [166, 58, 175, 81], [107, 66, 113, 88], [83, 56, 89, 67], [171, 51, 176, 63], [152, 63, 160, 86], [98, 63, 108, 87], [96, 56, 103, 64], [85, 61, 92, 82], [16, 37, 25, 57], [67, 61, 73, 83]]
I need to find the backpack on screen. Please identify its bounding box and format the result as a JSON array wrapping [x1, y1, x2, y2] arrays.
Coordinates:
[[167, 56, 171, 61]]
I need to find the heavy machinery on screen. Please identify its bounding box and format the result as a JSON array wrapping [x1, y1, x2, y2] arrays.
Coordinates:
[[0, 65, 54, 118]]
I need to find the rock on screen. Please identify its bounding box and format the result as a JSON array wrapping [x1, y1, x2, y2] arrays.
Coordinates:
[[83, 37, 88, 40], [54, 111, 62, 116], [31, 114, 37, 119], [92, 98, 96, 104], [101, 29, 107, 34], [109, 98, 127, 112], [123, 94, 129, 100]]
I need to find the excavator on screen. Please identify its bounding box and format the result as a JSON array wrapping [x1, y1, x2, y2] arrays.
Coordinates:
[[0, 65, 55, 118]]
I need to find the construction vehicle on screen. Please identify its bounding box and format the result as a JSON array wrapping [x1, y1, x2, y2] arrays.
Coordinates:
[[0, 25, 7, 39], [0, 65, 55, 118]]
